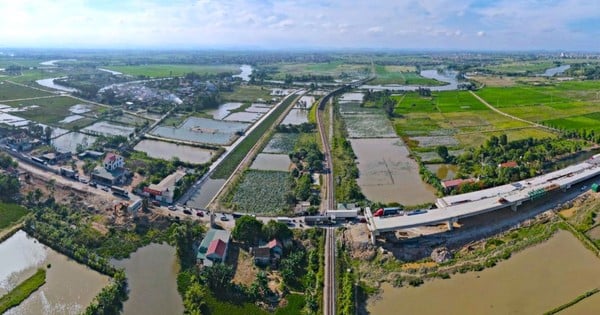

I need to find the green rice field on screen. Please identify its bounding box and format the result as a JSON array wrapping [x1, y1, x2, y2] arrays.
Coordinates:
[[4, 96, 95, 125], [0, 81, 54, 101], [371, 65, 444, 85], [103, 64, 241, 77]]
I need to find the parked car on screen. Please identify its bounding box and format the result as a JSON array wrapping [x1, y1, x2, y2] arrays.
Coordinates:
[[183, 209, 192, 215], [168, 205, 176, 211], [152, 200, 160, 206], [220, 215, 229, 221], [101, 186, 109, 192], [196, 211, 204, 217], [88, 182, 97, 188]]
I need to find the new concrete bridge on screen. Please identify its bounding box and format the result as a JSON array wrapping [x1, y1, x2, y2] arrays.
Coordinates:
[[365, 155, 600, 244]]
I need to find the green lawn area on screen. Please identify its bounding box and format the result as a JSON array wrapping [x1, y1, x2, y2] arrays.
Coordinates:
[[7, 69, 69, 85], [0, 81, 54, 100], [0, 269, 46, 314], [0, 203, 28, 230], [221, 85, 274, 103], [371, 65, 444, 85], [104, 64, 241, 78], [4, 96, 92, 125]]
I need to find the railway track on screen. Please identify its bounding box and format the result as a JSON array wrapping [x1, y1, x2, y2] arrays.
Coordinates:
[[317, 92, 337, 315]]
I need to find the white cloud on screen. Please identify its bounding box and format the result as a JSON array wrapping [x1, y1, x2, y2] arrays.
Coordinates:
[[477, 31, 486, 37]]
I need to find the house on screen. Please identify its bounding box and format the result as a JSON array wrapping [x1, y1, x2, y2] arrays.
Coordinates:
[[253, 247, 271, 265], [197, 229, 230, 266], [103, 153, 124, 171], [499, 161, 518, 168], [41, 150, 71, 164], [253, 239, 284, 266], [142, 169, 186, 204], [441, 178, 475, 191], [91, 166, 127, 185]]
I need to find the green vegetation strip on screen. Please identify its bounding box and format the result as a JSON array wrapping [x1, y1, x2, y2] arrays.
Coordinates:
[[0, 269, 46, 314], [0, 203, 28, 230], [212, 94, 297, 179], [543, 288, 600, 315]]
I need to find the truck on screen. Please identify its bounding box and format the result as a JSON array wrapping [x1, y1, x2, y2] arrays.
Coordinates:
[[59, 167, 79, 179], [373, 207, 401, 217], [111, 186, 129, 197], [325, 209, 359, 220]]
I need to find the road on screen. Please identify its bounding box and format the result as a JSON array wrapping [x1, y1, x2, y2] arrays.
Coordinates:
[[469, 90, 559, 133], [316, 90, 336, 315]]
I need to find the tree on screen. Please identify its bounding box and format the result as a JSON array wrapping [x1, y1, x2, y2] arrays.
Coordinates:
[[201, 263, 234, 291], [262, 220, 293, 241], [435, 145, 449, 162], [232, 216, 264, 245], [184, 282, 207, 315]]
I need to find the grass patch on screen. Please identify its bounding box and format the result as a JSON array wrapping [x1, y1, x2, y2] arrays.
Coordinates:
[[103, 64, 240, 77], [0, 203, 28, 230], [0, 81, 54, 100], [274, 294, 305, 315], [544, 112, 600, 133], [0, 269, 46, 314], [221, 85, 273, 103], [543, 288, 600, 315], [212, 94, 296, 179], [205, 293, 268, 315]]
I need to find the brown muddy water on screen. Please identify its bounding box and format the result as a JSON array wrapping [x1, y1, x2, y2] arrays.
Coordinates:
[[1, 230, 110, 315], [368, 230, 600, 315], [112, 243, 183, 315], [426, 164, 459, 181], [134, 139, 216, 164], [350, 138, 436, 205]]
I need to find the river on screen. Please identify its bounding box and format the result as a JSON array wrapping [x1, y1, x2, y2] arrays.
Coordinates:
[[111, 243, 183, 315], [232, 64, 253, 81], [35, 77, 78, 93], [0, 230, 110, 315], [539, 65, 571, 77], [360, 69, 459, 91], [368, 230, 600, 314]]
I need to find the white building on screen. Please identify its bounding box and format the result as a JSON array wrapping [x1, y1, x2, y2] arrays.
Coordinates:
[[103, 153, 124, 171]]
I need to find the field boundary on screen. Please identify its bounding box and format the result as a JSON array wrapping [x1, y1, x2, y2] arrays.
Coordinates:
[[469, 90, 560, 134]]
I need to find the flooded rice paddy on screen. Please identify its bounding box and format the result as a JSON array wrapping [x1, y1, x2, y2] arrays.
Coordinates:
[[250, 153, 290, 171], [112, 243, 183, 315], [281, 108, 308, 125], [0, 231, 110, 315], [209, 102, 243, 120], [51, 132, 97, 153], [296, 96, 315, 109], [350, 138, 436, 205], [134, 139, 216, 164], [368, 230, 600, 315], [223, 111, 262, 122], [151, 117, 248, 145], [82, 121, 135, 137], [245, 103, 271, 113]]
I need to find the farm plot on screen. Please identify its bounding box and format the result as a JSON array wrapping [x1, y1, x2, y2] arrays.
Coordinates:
[[51, 132, 97, 153], [544, 112, 600, 133], [280, 109, 309, 125], [109, 113, 151, 126], [475, 86, 566, 108], [221, 85, 274, 103], [229, 170, 293, 214], [250, 153, 290, 171], [349, 138, 436, 205], [150, 117, 249, 145], [270, 62, 369, 80], [0, 81, 54, 100], [245, 103, 271, 113], [339, 101, 396, 138], [411, 136, 459, 147], [371, 65, 444, 85], [394, 91, 491, 115], [296, 96, 315, 109], [339, 92, 364, 102], [224, 111, 262, 122], [263, 133, 299, 154], [103, 64, 240, 77], [209, 103, 244, 120], [3, 96, 94, 125], [82, 121, 135, 137], [134, 139, 216, 164]]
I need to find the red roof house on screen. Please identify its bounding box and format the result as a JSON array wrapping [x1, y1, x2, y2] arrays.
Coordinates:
[[206, 239, 228, 262]]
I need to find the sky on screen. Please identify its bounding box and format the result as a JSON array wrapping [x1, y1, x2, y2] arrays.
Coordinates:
[[0, 0, 599, 51]]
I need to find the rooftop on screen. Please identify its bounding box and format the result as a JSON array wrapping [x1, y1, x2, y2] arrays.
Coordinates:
[[197, 229, 230, 261], [207, 239, 227, 258], [148, 170, 186, 193]]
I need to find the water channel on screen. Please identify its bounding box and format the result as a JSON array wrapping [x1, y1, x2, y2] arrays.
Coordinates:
[[232, 64, 253, 81], [360, 69, 459, 91]]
